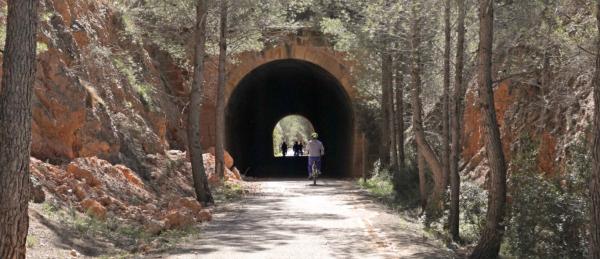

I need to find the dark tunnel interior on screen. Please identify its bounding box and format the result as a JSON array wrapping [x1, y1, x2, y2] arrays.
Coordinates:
[[226, 59, 354, 178]]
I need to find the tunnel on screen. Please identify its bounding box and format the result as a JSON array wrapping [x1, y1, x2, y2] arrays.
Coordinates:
[[226, 59, 354, 178]]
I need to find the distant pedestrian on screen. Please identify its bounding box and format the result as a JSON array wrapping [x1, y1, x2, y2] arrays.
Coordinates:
[[293, 141, 300, 156], [281, 142, 288, 157], [298, 142, 304, 156]]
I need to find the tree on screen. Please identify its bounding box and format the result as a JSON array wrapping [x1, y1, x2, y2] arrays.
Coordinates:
[[215, 0, 228, 180], [394, 52, 406, 172], [449, 0, 467, 243], [418, 148, 428, 210], [0, 0, 38, 257], [381, 49, 393, 167], [441, 0, 451, 192], [590, 0, 600, 258], [409, 1, 445, 215], [188, 0, 214, 205], [469, 0, 508, 258]]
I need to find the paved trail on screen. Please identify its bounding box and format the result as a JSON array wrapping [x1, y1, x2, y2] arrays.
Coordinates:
[[156, 180, 453, 259]]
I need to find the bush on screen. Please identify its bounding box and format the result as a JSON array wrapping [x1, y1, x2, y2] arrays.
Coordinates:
[[503, 136, 589, 258], [358, 159, 423, 211], [458, 181, 488, 244], [358, 160, 395, 201], [392, 161, 423, 209]]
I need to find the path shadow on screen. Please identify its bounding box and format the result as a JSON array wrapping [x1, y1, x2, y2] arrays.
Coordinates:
[[151, 179, 453, 259]]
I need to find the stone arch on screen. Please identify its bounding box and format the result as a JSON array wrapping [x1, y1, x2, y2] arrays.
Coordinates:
[[225, 31, 357, 102], [223, 30, 365, 178]]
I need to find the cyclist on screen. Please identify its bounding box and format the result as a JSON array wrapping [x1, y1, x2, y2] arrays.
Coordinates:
[[307, 132, 324, 179]]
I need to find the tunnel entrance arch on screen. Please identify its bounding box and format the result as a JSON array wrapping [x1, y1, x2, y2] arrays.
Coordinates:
[[225, 59, 354, 177]]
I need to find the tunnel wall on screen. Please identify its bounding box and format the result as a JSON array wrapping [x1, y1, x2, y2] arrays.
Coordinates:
[[220, 30, 365, 178], [226, 59, 354, 177]]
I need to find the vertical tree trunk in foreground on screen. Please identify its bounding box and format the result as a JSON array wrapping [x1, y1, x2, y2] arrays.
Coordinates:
[[215, 0, 228, 180], [442, 0, 452, 191], [589, 1, 600, 258], [0, 0, 38, 258], [381, 51, 393, 167], [469, 1, 508, 258], [449, 0, 467, 243], [188, 0, 214, 205]]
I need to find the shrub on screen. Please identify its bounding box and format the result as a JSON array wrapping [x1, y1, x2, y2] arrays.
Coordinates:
[[358, 160, 395, 201], [358, 159, 423, 211], [503, 136, 589, 258], [458, 181, 488, 244]]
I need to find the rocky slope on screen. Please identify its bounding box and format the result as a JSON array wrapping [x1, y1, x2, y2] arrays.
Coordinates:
[[460, 68, 593, 182], [0, 0, 198, 172], [0, 0, 246, 248]]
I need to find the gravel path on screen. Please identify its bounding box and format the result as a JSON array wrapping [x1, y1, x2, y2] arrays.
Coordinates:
[[154, 179, 454, 259]]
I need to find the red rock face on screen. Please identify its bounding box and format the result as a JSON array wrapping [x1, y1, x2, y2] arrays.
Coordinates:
[[461, 77, 592, 180], [462, 81, 515, 181], [3, 0, 199, 166]]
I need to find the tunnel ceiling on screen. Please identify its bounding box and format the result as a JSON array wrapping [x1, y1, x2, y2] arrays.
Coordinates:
[[226, 59, 354, 178]]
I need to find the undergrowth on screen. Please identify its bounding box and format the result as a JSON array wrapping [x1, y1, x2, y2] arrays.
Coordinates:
[[213, 181, 247, 203], [357, 159, 423, 212], [35, 200, 201, 257]]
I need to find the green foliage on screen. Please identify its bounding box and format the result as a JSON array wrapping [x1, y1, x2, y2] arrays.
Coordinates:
[[358, 159, 422, 211], [320, 17, 357, 51], [36, 41, 49, 54], [358, 160, 395, 202], [392, 161, 423, 210], [503, 136, 590, 259], [458, 181, 488, 244], [26, 235, 39, 248], [121, 0, 291, 67], [113, 55, 157, 111], [214, 181, 247, 203]]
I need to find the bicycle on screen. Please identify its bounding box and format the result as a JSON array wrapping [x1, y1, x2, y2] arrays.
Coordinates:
[[311, 160, 321, 185]]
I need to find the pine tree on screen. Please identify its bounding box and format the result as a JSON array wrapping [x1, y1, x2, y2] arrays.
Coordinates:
[[0, 0, 39, 257]]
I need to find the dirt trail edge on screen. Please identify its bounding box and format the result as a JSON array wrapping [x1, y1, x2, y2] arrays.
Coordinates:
[[150, 179, 454, 259]]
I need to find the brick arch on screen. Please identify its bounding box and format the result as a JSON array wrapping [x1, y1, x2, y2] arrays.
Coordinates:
[[222, 31, 365, 178], [225, 33, 357, 102]]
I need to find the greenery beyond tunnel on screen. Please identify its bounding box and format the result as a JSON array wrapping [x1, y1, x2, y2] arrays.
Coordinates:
[[226, 59, 354, 178], [272, 115, 315, 157]]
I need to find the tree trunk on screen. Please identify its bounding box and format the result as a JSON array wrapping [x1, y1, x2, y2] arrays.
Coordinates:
[[389, 57, 398, 170], [215, 0, 228, 180], [469, 1, 508, 258], [449, 0, 467, 243], [418, 148, 427, 211], [394, 55, 405, 171], [442, 0, 451, 191], [0, 0, 38, 258], [409, 3, 444, 211], [188, 0, 214, 205], [381, 51, 393, 167], [589, 1, 600, 258]]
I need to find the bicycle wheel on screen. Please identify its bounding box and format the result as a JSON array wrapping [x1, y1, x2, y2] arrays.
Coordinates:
[[312, 162, 318, 185]]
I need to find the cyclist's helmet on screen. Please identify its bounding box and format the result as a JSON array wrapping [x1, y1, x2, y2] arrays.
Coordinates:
[[311, 132, 318, 139]]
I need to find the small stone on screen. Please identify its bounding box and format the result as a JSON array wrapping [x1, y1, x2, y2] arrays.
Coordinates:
[[80, 198, 107, 220], [196, 209, 212, 222], [144, 219, 165, 235]]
